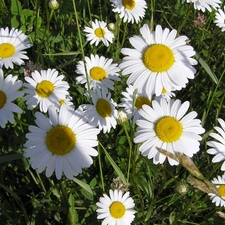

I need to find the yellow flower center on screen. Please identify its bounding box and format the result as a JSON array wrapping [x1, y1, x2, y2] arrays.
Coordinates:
[[218, 185, 225, 197], [0, 43, 15, 58], [109, 201, 126, 219], [162, 87, 167, 94], [122, 0, 136, 10], [135, 96, 151, 110], [155, 116, 183, 142], [94, 28, 105, 38], [142, 44, 175, 72], [36, 80, 54, 98], [90, 67, 106, 81], [96, 98, 112, 118], [46, 125, 76, 155], [59, 99, 65, 105], [0, 90, 6, 109]]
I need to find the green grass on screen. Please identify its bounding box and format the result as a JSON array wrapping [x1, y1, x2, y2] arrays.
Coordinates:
[[1, 0, 225, 224]]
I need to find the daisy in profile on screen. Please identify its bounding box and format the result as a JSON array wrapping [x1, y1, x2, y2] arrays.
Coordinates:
[[23, 69, 70, 113], [207, 118, 225, 171], [214, 7, 225, 32], [84, 19, 114, 47], [119, 85, 152, 123], [0, 69, 23, 128], [0, 27, 32, 69], [75, 54, 120, 92], [82, 88, 118, 133], [155, 87, 176, 102], [110, 0, 147, 24], [182, 0, 221, 12], [134, 98, 205, 165], [96, 189, 136, 224], [24, 104, 100, 180], [208, 175, 225, 207], [120, 24, 197, 96]]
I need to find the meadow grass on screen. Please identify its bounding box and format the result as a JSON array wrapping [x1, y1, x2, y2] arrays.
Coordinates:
[[1, 0, 225, 224]]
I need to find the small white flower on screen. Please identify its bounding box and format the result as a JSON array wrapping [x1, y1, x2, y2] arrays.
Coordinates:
[[0, 69, 23, 128], [84, 19, 114, 47], [207, 118, 225, 171], [209, 175, 225, 207], [96, 189, 136, 225], [182, 0, 221, 12], [214, 7, 225, 32], [110, 0, 147, 24], [0, 27, 32, 69], [75, 54, 120, 92], [23, 69, 70, 113], [82, 88, 118, 133]]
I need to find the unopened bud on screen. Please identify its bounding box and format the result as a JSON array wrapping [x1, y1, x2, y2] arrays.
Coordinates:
[[117, 110, 128, 124], [108, 23, 115, 31], [49, 0, 59, 10]]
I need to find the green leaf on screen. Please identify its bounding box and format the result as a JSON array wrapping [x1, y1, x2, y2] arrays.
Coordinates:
[[20, 9, 34, 17], [196, 52, 218, 84], [73, 177, 93, 196], [0, 153, 23, 164], [11, 16, 19, 28], [69, 194, 79, 225], [11, 0, 22, 15], [43, 51, 80, 56], [100, 143, 127, 185]]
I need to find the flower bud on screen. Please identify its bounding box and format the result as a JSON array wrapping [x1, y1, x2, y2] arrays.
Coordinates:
[[49, 0, 59, 10]]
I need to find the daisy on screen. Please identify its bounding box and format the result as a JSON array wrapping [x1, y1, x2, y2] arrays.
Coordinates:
[[182, 0, 221, 12], [82, 88, 118, 133], [0, 69, 23, 128], [84, 19, 114, 47], [134, 98, 205, 166], [0, 27, 32, 69], [119, 24, 197, 96], [208, 175, 225, 207], [119, 84, 152, 123], [110, 0, 147, 24], [75, 54, 121, 92], [23, 68, 70, 113], [96, 189, 136, 225], [214, 7, 225, 32], [207, 118, 225, 171], [155, 87, 176, 101], [24, 104, 100, 180]]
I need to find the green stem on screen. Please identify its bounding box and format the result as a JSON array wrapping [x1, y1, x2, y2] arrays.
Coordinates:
[[177, 4, 192, 35], [98, 144, 105, 192], [72, 0, 91, 99]]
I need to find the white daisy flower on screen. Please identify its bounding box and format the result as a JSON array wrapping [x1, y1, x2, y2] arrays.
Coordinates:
[[214, 7, 225, 32], [96, 189, 136, 225], [75, 54, 120, 92], [23, 68, 70, 113], [120, 24, 197, 96], [207, 118, 225, 171], [119, 85, 152, 123], [84, 19, 114, 47], [24, 104, 100, 180], [0, 69, 23, 128], [155, 87, 176, 101], [110, 0, 147, 24], [134, 98, 205, 166], [82, 88, 118, 133], [0, 27, 32, 69], [209, 175, 225, 207], [182, 0, 221, 12]]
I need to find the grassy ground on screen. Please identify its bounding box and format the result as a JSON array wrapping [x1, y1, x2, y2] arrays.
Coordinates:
[[1, 0, 225, 224]]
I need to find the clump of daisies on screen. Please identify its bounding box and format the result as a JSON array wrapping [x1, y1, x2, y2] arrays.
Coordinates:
[[0, 27, 32, 69], [84, 19, 114, 47]]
